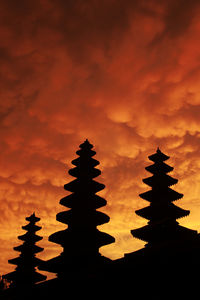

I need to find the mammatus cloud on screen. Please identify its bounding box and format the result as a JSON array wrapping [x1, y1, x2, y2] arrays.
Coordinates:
[[1, 0, 200, 277]]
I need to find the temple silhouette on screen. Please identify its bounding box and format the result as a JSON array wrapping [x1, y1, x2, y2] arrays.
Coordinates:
[[1, 140, 200, 299], [39, 139, 115, 278], [4, 213, 46, 287], [127, 148, 199, 258]]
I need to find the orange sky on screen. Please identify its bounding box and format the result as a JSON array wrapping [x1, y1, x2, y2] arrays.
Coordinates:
[[1, 0, 200, 279]]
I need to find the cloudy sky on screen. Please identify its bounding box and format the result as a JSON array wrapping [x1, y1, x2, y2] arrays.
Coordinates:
[[1, 0, 200, 278]]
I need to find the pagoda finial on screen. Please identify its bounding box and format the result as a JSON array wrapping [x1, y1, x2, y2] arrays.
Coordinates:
[[79, 139, 93, 149], [84, 138, 91, 145]]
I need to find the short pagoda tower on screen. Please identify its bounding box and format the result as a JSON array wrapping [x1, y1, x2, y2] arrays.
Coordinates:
[[4, 213, 46, 287], [131, 148, 197, 249], [40, 140, 115, 278]]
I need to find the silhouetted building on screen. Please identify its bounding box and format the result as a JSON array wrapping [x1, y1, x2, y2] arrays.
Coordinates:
[[4, 213, 46, 287], [39, 139, 115, 279], [123, 148, 200, 282], [131, 148, 193, 248], [3, 146, 200, 299]]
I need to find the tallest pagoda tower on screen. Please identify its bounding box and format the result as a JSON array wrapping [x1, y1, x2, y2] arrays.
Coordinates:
[[40, 140, 115, 279]]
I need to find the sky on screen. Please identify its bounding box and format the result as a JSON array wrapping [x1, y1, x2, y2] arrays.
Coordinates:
[[1, 0, 200, 278]]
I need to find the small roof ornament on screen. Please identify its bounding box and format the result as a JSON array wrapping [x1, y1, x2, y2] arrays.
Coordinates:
[[80, 139, 93, 149], [149, 148, 169, 162], [26, 212, 40, 223]]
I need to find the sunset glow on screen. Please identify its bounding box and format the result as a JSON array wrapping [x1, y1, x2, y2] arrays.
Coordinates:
[[1, 0, 200, 278]]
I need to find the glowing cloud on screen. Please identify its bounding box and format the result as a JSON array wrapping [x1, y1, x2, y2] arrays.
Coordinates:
[[1, 0, 200, 277]]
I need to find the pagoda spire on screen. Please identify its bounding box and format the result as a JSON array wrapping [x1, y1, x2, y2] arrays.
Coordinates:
[[131, 148, 195, 248], [4, 213, 46, 287], [40, 140, 115, 278]]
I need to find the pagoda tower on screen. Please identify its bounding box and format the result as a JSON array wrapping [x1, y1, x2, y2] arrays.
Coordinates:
[[131, 148, 198, 249], [4, 213, 46, 287], [40, 140, 115, 278]]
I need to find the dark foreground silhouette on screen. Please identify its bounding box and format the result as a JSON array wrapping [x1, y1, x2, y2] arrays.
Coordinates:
[[2, 142, 200, 299]]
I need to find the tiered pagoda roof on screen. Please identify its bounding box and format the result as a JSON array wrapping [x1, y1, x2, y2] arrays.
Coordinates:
[[4, 213, 46, 287], [40, 140, 115, 277], [131, 148, 196, 247]]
